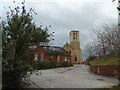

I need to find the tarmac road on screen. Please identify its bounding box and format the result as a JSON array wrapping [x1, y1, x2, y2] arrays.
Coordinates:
[[28, 64, 118, 88]]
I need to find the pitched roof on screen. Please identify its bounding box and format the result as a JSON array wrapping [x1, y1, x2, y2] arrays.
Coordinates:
[[63, 42, 73, 49], [40, 46, 71, 56]]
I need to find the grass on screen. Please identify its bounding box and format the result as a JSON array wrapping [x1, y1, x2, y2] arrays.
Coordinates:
[[91, 55, 119, 65], [112, 84, 120, 89]]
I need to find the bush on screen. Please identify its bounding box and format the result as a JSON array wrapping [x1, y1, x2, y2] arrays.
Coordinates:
[[33, 60, 57, 70], [2, 58, 33, 88], [32, 61, 39, 69], [62, 61, 70, 67], [32, 60, 72, 70], [49, 61, 57, 69], [86, 56, 97, 65]]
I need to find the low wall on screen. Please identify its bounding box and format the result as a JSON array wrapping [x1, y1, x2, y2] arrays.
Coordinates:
[[90, 64, 120, 76]]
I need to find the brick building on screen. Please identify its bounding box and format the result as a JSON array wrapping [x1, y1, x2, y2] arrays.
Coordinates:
[[34, 46, 72, 66]]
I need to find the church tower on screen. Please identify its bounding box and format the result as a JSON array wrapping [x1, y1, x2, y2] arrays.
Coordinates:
[[69, 31, 80, 50], [63, 30, 83, 64]]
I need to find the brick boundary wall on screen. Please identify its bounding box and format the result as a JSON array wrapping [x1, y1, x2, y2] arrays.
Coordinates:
[[90, 64, 120, 76]]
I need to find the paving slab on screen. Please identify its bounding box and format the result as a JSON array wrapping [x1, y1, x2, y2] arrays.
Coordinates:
[[29, 64, 118, 88]]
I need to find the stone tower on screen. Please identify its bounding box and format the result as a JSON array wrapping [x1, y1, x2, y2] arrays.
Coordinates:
[[63, 30, 83, 64]]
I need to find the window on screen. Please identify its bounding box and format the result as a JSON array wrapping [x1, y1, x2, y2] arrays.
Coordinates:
[[34, 52, 38, 61], [73, 33, 75, 39], [75, 56, 77, 62], [76, 33, 77, 40], [50, 56, 52, 61], [57, 55, 60, 63], [64, 57, 67, 61], [69, 50, 71, 54], [41, 53, 44, 61]]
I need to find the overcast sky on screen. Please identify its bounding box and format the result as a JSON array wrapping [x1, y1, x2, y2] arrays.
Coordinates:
[[0, 0, 118, 59]]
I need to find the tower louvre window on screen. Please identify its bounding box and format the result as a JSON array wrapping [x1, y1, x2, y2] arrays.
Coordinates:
[[76, 33, 77, 40], [73, 33, 75, 39]]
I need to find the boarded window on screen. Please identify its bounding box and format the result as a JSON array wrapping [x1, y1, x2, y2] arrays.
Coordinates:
[[41, 53, 44, 61], [64, 57, 67, 61], [50, 56, 52, 61], [34, 52, 38, 61], [57, 55, 60, 63]]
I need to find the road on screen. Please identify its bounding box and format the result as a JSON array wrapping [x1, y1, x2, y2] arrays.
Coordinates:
[[28, 64, 118, 88]]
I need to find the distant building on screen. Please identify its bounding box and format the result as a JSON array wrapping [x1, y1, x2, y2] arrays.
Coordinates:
[[34, 46, 72, 66], [63, 30, 83, 64]]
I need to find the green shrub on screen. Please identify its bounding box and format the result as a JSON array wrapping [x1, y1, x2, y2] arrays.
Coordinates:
[[32, 60, 72, 70], [37, 60, 57, 69], [86, 56, 97, 65], [2, 58, 33, 88], [49, 61, 57, 68], [38, 60, 49, 69], [32, 61, 39, 69], [62, 61, 70, 67], [112, 84, 120, 89]]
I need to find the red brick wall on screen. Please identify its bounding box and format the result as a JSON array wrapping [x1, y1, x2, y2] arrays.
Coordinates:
[[91, 65, 120, 76], [34, 46, 72, 65], [60, 56, 65, 63], [44, 55, 50, 61], [52, 56, 57, 63]]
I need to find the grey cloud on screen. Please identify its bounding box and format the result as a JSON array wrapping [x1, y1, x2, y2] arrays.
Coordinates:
[[0, 1, 117, 58]]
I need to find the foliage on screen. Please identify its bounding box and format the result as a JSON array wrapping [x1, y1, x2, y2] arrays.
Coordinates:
[[32, 61, 39, 70], [33, 60, 57, 70], [32, 60, 72, 70], [86, 22, 119, 57], [112, 84, 120, 89], [61, 61, 71, 67], [2, 1, 53, 88], [86, 56, 97, 65]]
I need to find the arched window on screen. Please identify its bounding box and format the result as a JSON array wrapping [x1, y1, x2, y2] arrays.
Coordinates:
[[75, 56, 77, 62]]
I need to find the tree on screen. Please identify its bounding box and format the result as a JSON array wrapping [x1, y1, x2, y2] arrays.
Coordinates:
[[85, 43, 94, 56], [2, 1, 53, 88], [86, 22, 119, 57]]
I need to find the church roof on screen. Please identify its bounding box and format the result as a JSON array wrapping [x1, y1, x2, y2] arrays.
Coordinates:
[[38, 45, 71, 56], [63, 42, 73, 49], [71, 30, 79, 32]]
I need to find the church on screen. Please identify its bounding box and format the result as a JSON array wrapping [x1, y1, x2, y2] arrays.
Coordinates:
[[63, 30, 83, 64], [33, 30, 83, 65]]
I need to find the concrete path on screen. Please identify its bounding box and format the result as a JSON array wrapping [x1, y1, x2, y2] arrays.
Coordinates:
[[28, 64, 118, 88]]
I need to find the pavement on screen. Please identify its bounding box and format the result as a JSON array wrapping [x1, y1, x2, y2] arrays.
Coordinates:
[[28, 64, 118, 88]]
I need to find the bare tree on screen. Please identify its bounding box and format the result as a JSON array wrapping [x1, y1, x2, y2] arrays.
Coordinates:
[[86, 22, 119, 57], [85, 43, 94, 56]]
